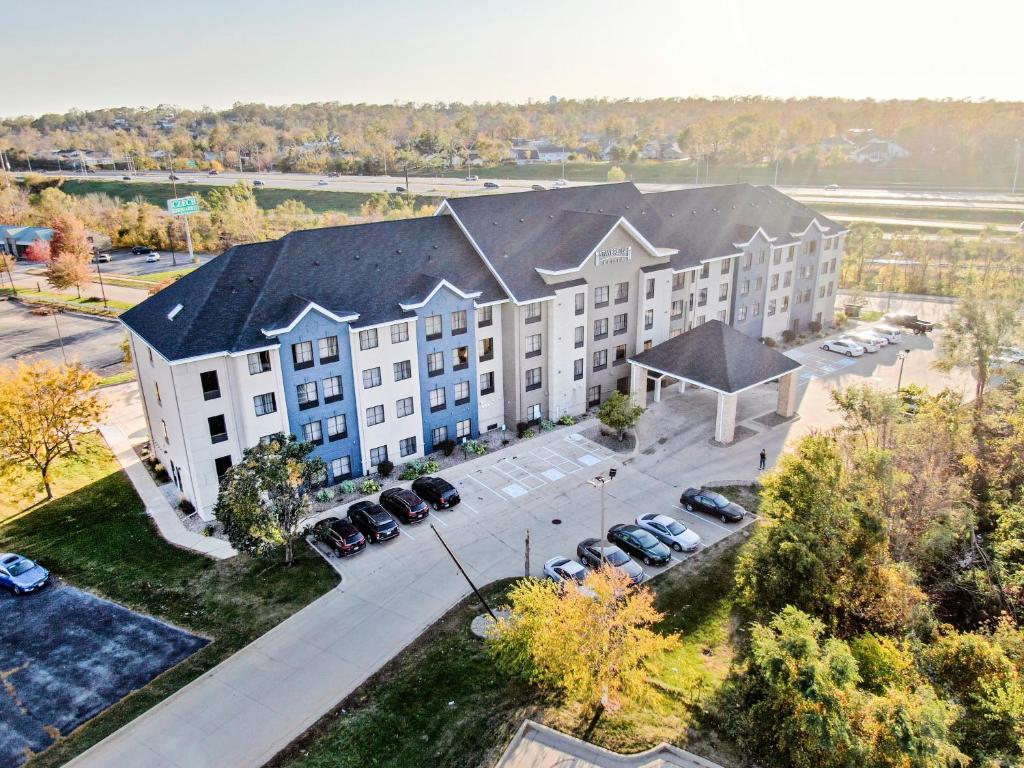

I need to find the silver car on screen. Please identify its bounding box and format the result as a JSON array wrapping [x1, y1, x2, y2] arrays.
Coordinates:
[[848, 331, 884, 353], [822, 337, 865, 357], [543, 556, 595, 597], [635, 513, 701, 552], [872, 324, 902, 344]]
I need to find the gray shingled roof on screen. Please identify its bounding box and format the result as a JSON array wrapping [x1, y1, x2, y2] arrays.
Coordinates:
[[121, 215, 505, 362], [627, 320, 801, 394]]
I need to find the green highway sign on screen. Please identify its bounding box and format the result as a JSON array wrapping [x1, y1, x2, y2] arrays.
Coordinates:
[[167, 195, 200, 215]]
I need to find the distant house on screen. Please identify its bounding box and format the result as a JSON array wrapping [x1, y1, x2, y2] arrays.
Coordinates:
[[853, 138, 910, 165], [510, 147, 540, 165], [819, 135, 856, 154], [660, 142, 687, 160], [0, 225, 52, 259], [534, 143, 573, 163]]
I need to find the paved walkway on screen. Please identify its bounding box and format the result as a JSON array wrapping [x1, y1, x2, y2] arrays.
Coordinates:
[[98, 425, 237, 560]]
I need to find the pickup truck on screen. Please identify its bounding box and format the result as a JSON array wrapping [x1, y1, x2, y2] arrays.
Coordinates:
[[883, 311, 935, 335]]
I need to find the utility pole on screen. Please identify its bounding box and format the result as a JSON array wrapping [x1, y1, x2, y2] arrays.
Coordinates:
[[896, 350, 910, 393], [1, 249, 17, 295], [94, 257, 108, 308], [524, 529, 530, 577], [52, 311, 67, 364], [430, 525, 497, 620]]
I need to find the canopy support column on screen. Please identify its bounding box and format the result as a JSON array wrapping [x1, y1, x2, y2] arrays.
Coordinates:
[[715, 392, 738, 444], [776, 371, 798, 418], [652, 376, 663, 403], [629, 363, 648, 408]]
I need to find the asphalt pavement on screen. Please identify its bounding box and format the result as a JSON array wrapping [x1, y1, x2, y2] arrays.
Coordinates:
[[0, 300, 124, 373]]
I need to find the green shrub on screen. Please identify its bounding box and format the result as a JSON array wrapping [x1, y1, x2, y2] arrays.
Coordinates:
[[522, 428, 536, 439], [360, 478, 382, 494], [314, 488, 335, 503], [377, 459, 394, 477], [762, 336, 777, 347], [809, 320, 823, 333], [781, 329, 796, 343], [558, 414, 576, 426], [463, 439, 487, 456], [338, 479, 357, 495], [835, 311, 848, 328], [540, 419, 556, 432], [399, 458, 441, 480]]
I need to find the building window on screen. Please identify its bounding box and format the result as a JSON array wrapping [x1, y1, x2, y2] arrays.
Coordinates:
[[148, 347, 154, 366], [613, 313, 628, 335], [200, 370, 220, 401], [453, 346, 469, 371], [755, 276, 763, 291], [671, 299, 683, 319], [525, 367, 542, 391], [456, 419, 472, 439], [455, 380, 470, 405], [479, 371, 495, 395], [327, 414, 347, 441], [208, 414, 227, 443], [574, 292, 585, 315], [331, 456, 351, 481], [476, 306, 493, 327], [247, 350, 272, 375], [400, 436, 417, 457], [744, 252, 753, 270], [773, 250, 782, 266], [574, 358, 584, 381], [391, 322, 409, 344], [672, 272, 685, 290], [827, 281, 834, 296], [645, 277, 655, 299], [319, 335, 340, 362], [215, 455, 232, 480], [752, 301, 761, 317], [393, 360, 412, 381], [370, 445, 388, 467], [717, 309, 727, 322], [594, 318, 608, 340], [819, 286, 826, 299], [478, 337, 494, 362], [292, 341, 314, 370], [594, 285, 609, 307], [696, 314, 706, 325], [524, 302, 542, 323], [253, 392, 277, 416], [323, 375, 343, 403], [759, 249, 767, 264], [526, 404, 542, 422], [781, 296, 790, 311], [356, 329, 377, 351], [429, 386, 446, 412], [297, 381, 318, 410], [451, 310, 468, 335], [525, 334, 542, 358], [425, 314, 442, 340], [396, 396, 415, 418], [721, 259, 731, 274], [643, 340, 652, 351], [614, 344, 626, 364], [614, 281, 629, 304], [161, 419, 169, 443], [697, 288, 707, 307], [741, 279, 750, 296], [644, 309, 654, 330], [784, 271, 792, 288], [718, 283, 729, 301], [362, 367, 382, 389], [700, 263, 710, 279], [301, 419, 323, 445], [788, 245, 795, 261], [426, 351, 444, 377], [154, 381, 161, 405], [574, 325, 585, 348], [432, 425, 448, 446], [767, 299, 777, 317], [808, 240, 818, 255], [737, 306, 748, 322], [593, 349, 607, 371], [587, 385, 601, 407], [770, 274, 779, 291], [365, 404, 385, 426]]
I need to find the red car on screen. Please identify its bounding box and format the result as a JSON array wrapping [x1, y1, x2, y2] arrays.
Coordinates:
[[379, 488, 429, 524], [314, 516, 366, 557]]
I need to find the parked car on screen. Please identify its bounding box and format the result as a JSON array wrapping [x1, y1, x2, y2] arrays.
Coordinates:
[[542, 556, 593, 594], [576, 539, 645, 584], [531, 184, 546, 191], [379, 487, 429, 524], [411, 476, 461, 510], [607, 524, 671, 566], [145, 252, 161, 263], [483, 181, 500, 189], [93, 252, 112, 263], [253, 179, 265, 187], [821, 337, 865, 357], [313, 517, 366, 557], [872, 324, 902, 344], [635, 513, 701, 552], [347, 501, 399, 543], [130, 245, 153, 255], [464, 175, 479, 181], [883, 311, 934, 335], [679, 488, 747, 523], [847, 331, 884, 352], [0, 553, 49, 594]]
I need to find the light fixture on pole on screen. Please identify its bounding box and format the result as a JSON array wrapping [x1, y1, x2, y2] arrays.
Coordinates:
[[587, 467, 617, 564]]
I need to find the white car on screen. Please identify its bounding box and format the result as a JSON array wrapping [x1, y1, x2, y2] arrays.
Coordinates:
[[543, 556, 594, 596], [848, 331, 884, 352], [553, 178, 569, 187], [872, 324, 902, 344], [822, 337, 865, 357], [634, 513, 701, 553], [317, 179, 329, 185], [145, 252, 161, 263], [464, 175, 479, 182]]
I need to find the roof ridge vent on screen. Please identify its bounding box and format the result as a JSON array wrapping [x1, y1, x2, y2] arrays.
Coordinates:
[[432, 244, 439, 249], [167, 303, 183, 321], [396, 248, 402, 254], [519, 217, 524, 223], [354, 254, 360, 260]]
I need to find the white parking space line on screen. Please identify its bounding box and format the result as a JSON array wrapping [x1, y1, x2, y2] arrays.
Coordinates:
[[494, 457, 548, 488], [459, 500, 482, 516], [428, 512, 449, 527], [670, 555, 685, 564], [466, 474, 509, 502], [399, 527, 416, 541], [671, 504, 733, 533]]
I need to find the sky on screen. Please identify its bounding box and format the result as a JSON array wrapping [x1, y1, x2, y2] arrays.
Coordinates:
[[3, 0, 1022, 117]]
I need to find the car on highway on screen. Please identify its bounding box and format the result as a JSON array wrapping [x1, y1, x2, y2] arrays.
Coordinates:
[[679, 488, 747, 523], [313, 517, 366, 557], [542, 556, 593, 592], [145, 252, 161, 263], [379, 487, 429, 524], [872, 324, 902, 344], [395, 186, 407, 193], [253, 179, 265, 186], [317, 179, 329, 185], [464, 175, 479, 182], [122, 175, 132, 180], [130, 245, 153, 255], [576, 539, 645, 584], [92, 252, 112, 263], [847, 331, 884, 352], [821, 337, 865, 357], [327, 171, 340, 177], [411, 475, 460, 510], [635, 513, 701, 552], [531, 184, 546, 191], [208, 169, 219, 175], [607, 524, 671, 566], [0, 553, 49, 594], [484, 181, 500, 189], [553, 178, 569, 187], [825, 183, 840, 191], [168, 174, 180, 180], [347, 501, 399, 543]]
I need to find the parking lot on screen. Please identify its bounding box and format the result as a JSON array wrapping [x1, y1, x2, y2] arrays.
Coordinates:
[[0, 582, 207, 768], [0, 301, 124, 373]]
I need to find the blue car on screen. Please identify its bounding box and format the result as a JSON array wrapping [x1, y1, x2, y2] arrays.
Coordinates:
[[0, 553, 49, 594]]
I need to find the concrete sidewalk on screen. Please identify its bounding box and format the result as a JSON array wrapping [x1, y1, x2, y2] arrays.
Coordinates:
[[98, 424, 237, 560]]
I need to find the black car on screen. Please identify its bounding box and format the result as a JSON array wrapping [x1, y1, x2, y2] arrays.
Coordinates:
[[395, 185, 407, 193], [314, 516, 366, 557], [679, 487, 747, 523], [208, 169, 219, 175], [169, 174, 180, 180], [531, 184, 546, 191], [576, 538, 645, 584], [483, 181, 500, 189], [411, 476, 460, 510], [379, 488, 429, 524], [607, 524, 671, 566], [348, 501, 400, 543], [122, 175, 132, 180], [130, 245, 153, 255], [327, 171, 340, 177]]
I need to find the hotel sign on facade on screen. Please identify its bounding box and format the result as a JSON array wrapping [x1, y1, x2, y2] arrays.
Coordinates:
[[595, 245, 632, 266]]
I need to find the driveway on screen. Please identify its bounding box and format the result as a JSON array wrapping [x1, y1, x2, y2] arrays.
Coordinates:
[[0, 301, 123, 374], [0, 582, 207, 768]]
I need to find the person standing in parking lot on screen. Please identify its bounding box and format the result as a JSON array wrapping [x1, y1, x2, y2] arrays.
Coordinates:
[[759, 448, 767, 471]]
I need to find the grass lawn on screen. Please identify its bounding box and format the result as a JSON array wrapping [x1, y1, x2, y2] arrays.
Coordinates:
[[99, 268, 195, 290], [0, 435, 339, 768], [97, 369, 136, 387], [269, 525, 756, 768], [9, 288, 135, 312]]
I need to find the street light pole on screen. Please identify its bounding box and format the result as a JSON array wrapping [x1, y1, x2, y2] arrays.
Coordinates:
[[52, 311, 67, 364], [588, 468, 617, 564], [896, 350, 910, 393], [94, 257, 108, 308]]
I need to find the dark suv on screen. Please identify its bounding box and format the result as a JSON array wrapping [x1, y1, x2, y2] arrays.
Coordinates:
[[379, 488, 429, 524], [130, 245, 153, 255], [313, 516, 366, 557], [607, 524, 671, 566], [348, 501, 399, 543], [411, 476, 460, 510]]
